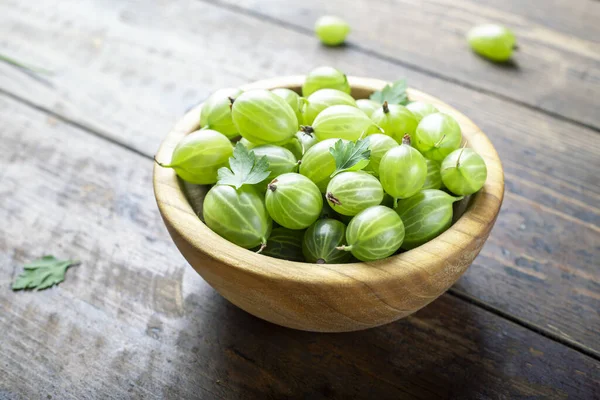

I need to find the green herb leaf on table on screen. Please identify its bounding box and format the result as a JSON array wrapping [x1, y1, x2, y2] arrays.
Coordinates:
[[12, 256, 79, 291], [217, 142, 271, 189], [329, 138, 371, 177], [369, 79, 408, 105]]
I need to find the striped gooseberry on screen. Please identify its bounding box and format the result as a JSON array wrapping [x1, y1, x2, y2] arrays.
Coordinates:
[[370, 101, 418, 142], [200, 88, 243, 139], [326, 171, 384, 216], [356, 99, 381, 118], [339, 206, 405, 261], [232, 89, 298, 145], [414, 113, 462, 161], [441, 148, 487, 195], [265, 173, 323, 229], [302, 219, 351, 264], [406, 102, 439, 123], [302, 66, 351, 97], [379, 135, 427, 202], [299, 138, 345, 192], [303, 89, 357, 125], [363, 133, 398, 177], [203, 185, 272, 249], [394, 189, 463, 250], [303, 105, 381, 142], [155, 129, 233, 184]]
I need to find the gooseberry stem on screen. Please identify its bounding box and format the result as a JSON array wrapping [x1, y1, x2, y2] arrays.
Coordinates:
[[393, 197, 399, 209], [300, 125, 315, 136], [268, 179, 278, 192], [153, 155, 172, 168], [256, 242, 267, 254], [382, 101, 390, 114], [433, 134, 446, 148], [335, 245, 352, 252], [402, 134, 411, 146], [326, 192, 342, 205]]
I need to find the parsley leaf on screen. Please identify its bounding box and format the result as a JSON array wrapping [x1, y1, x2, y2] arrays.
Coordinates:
[[12, 256, 79, 291], [369, 79, 408, 105], [329, 138, 371, 177], [217, 142, 271, 189]]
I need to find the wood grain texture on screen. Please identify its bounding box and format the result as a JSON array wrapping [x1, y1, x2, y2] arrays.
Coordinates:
[[154, 76, 504, 332], [1, 94, 599, 399], [215, 0, 600, 130], [1, 0, 599, 349]]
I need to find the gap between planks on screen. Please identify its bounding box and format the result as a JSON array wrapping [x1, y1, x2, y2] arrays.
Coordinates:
[[2, 87, 599, 363], [197, 0, 600, 135]]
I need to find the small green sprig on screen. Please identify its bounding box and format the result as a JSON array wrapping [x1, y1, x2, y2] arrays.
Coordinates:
[[329, 137, 371, 177], [370, 79, 408, 105], [12, 256, 79, 291], [217, 142, 271, 189]]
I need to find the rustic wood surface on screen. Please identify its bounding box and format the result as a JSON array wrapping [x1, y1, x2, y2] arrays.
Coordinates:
[[1, 0, 598, 353], [216, 0, 600, 130], [0, 0, 599, 398], [1, 94, 598, 399]]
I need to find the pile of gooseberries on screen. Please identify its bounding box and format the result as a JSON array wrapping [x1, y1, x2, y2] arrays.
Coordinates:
[[156, 66, 488, 263]]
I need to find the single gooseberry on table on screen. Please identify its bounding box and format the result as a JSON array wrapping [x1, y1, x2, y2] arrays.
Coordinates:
[[314, 16, 350, 46]]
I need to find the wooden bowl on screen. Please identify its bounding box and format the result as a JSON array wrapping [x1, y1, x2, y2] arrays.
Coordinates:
[[153, 76, 504, 332]]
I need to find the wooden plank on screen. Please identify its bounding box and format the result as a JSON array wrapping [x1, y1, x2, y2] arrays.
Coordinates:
[[0, 0, 599, 351], [214, 0, 600, 130], [1, 94, 598, 400]]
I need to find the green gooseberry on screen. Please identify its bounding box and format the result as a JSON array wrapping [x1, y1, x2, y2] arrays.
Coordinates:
[[326, 171, 384, 216], [251, 145, 298, 191], [302, 219, 351, 264], [155, 129, 233, 184], [406, 102, 439, 123], [203, 185, 272, 249], [467, 24, 517, 62], [265, 173, 323, 229], [356, 99, 381, 118], [423, 159, 443, 190], [414, 113, 462, 161], [303, 89, 357, 125], [259, 227, 305, 262], [379, 135, 427, 201], [271, 88, 305, 126], [441, 148, 488, 195], [363, 133, 398, 177], [370, 101, 418, 143], [314, 16, 350, 46], [299, 138, 344, 192], [200, 88, 243, 139], [231, 89, 298, 145], [395, 189, 463, 250], [305, 105, 381, 142], [340, 206, 405, 261], [302, 66, 351, 97]]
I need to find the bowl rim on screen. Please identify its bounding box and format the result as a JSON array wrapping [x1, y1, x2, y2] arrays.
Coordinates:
[[153, 75, 504, 287]]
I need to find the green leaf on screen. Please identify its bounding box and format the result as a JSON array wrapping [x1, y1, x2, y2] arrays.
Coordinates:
[[12, 256, 79, 291], [369, 79, 408, 105], [217, 142, 271, 189], [329, 138, 371, 177]]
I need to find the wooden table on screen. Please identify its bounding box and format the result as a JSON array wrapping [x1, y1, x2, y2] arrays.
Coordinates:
[[1, 0, 599, 398]]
